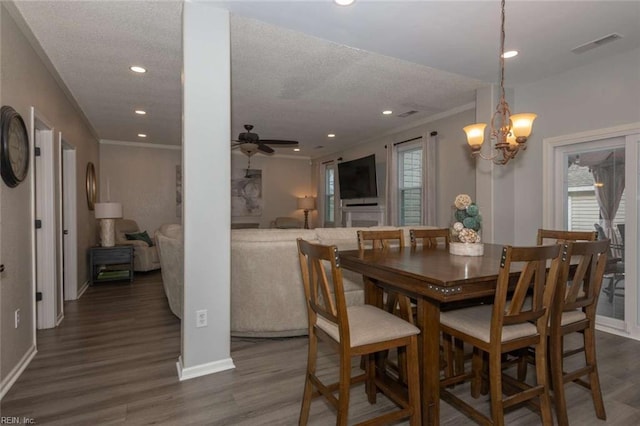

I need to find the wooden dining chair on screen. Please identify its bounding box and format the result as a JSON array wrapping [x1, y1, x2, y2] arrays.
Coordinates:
[[547, 239, 609, 426], [410, 228, 450, 249], [440, 244, 564, 426], [356, 229, 413, 381], [296, 238, 421, 426], [357, 229, 404, 250], [536, 228, 597, 245]]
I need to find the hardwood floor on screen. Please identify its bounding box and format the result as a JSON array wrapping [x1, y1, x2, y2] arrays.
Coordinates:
[[2, 271, 640, 425]]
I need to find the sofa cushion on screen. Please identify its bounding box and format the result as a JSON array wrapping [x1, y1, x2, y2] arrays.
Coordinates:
[[315, 227, 368, 251]]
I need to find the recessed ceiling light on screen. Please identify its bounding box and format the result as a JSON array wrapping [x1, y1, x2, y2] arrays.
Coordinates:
[[334, 0, 355, 6], [138, 134, 147, 138], [293, 148, 300, 152], [327, 134, 336, 138], [382, 110, 393, 115], [130, 66, 147, 73], [501, 50, 519, 59], [135, 110, 146, 115]]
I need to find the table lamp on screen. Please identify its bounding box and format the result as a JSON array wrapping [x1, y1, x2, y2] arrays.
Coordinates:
[[297, 196, 316, 229], [94, 202, 123, 247]]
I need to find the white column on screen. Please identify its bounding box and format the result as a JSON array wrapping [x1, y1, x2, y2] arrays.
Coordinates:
[[179, 1, 234, 380], [474, 85, 516, 244]]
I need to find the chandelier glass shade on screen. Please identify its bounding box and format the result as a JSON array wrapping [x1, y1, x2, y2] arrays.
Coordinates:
[[464, 0, 536, 165]]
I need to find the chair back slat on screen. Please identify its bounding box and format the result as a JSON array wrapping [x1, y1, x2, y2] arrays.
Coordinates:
[[410, 228, 450, 249], [297, 239, 349, 340], [554, 239, 609, 316], [537, 228, 597, 245], [357, 229, 404, 250], [492, 244, 563, 341]]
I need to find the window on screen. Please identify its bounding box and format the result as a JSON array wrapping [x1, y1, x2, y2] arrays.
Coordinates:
[[398, 146, 422, 226], [324, 164, 336, 225]]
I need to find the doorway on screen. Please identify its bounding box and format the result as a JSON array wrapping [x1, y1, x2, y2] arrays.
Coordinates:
[[32, 108, 61, 329], [61, 136, 78, 301], [543, 124, 640, 339]]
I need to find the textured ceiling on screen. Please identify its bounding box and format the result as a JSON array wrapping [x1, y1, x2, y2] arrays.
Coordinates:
[[12, 1, 640, 158]]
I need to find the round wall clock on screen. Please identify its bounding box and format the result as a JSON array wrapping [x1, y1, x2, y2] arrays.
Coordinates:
[[1, 106, 30, 188], [86, 162, 97, 210]]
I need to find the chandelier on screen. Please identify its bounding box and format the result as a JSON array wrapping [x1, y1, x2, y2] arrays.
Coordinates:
[[463, 0, 536, 165]]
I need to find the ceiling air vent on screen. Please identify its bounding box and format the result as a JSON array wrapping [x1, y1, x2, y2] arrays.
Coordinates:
[[572, 33, 622, 54], [397, 110, 419, 118]]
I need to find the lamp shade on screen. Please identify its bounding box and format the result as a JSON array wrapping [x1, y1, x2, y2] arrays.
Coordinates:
[[94, 202, 123, 219], [510, 113, 537, 138], [297, 196, 316, 211], [463, 123, 486, 148]]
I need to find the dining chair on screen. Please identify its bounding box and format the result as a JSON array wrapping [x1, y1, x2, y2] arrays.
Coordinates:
[[296, 238, 421, 425], [439, 244, 564, 426], [546, 238, 609, 426], [410, 228, 450, 249], [356, 229, 413, 381]]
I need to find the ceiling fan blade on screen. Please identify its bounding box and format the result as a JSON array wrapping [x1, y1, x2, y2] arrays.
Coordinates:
[[260, 139, 299, 146], [257, 143, 275, 154]]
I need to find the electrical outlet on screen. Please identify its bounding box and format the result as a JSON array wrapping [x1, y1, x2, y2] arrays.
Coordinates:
[[15, 309, 20, 328], [196, 309, 207, 328]]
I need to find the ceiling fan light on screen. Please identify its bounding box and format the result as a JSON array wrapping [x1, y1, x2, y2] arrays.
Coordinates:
[[334, 0, 355, 6], [510, 113, 537, 138], [463, 123, 486, 149]]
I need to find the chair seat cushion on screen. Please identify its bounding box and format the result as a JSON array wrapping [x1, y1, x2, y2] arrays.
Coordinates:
[[559, 309, 586, 326], [440, 304, 538, 343], [317, 305, 419, 348]]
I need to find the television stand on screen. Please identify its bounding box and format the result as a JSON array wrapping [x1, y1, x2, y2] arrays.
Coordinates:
[[346, 202, 378, 207]]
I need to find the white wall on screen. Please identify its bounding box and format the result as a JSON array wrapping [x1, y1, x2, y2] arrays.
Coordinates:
[[230, 153, 312, 228], [512, 48, 640, 245], [99, 142, 182, 233], [1, 4, 99, 393], [313, 107, 476, 228]]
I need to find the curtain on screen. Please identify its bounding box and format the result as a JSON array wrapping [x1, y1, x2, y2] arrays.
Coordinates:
[[591, 162, 625, 248], [422, 133, 437, 225], [385, 143, 399, 226]]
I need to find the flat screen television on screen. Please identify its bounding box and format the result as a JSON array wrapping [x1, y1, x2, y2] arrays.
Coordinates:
[[337, 154, 378, 200]]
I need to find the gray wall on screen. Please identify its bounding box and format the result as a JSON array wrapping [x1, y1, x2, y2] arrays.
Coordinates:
[[1, 5, 99, 387], [99, 142, 182, 233], [511, 47, 640, 245], [313, 107, 476, 228]]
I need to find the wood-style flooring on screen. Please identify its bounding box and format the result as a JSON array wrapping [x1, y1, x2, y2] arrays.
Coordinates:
[[2, 271, 640, 425]]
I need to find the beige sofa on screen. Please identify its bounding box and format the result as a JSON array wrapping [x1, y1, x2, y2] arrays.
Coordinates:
[[115, 219, 161, 272], [155, 224, 183, 319], [154, 224, 434, 335]]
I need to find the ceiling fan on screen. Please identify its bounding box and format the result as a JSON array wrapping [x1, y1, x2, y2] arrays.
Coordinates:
[[232, 124, 299, 157]]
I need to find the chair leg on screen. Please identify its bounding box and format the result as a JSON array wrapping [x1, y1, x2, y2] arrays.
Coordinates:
[[488, 350, 505, 426], [406, 335, 422, 426], [366, 353, 377, 404], [550, 331, 569, 426], [336, 352, 352, 426], [299, 332, 318, 426], [471, 347, 483, 398], [584, 326, 607, 420], [534, 341, 554, 426]]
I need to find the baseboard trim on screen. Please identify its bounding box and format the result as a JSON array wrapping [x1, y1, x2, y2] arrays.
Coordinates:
[[176, 355, 235, 381], [0, 344, 37, 400], [77, 280, 89, 299]]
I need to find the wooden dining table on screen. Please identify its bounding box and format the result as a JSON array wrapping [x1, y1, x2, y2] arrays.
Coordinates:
[[339, 243, 517, 426]]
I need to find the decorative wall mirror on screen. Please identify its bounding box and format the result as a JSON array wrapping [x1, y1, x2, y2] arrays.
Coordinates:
[[86, 162, 97, 210]]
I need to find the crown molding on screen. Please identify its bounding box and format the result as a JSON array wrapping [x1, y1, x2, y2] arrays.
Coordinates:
[[99, 139, 182, 150]]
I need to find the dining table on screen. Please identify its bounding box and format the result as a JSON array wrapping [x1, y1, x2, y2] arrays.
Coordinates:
[[339, 243, 520, 426]]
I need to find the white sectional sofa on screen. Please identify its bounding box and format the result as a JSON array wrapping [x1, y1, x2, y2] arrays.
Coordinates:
[[156, 224, 435, 337]]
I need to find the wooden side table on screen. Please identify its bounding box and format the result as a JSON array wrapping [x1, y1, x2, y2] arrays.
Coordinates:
[[88, 245, 134, 285]]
